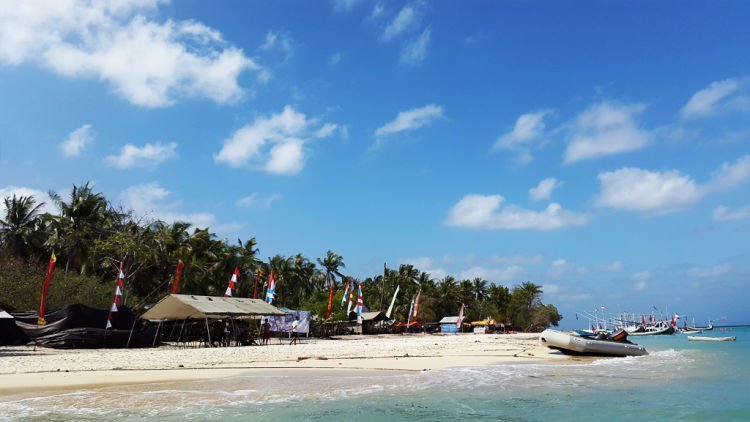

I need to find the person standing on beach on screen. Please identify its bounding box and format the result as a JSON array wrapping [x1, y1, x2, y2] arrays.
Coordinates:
[[261, 318, 271, 345], [290, 316, 299, 345]]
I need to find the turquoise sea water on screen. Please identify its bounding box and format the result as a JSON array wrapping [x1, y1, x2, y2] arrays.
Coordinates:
[[2, 327, 749, 421]]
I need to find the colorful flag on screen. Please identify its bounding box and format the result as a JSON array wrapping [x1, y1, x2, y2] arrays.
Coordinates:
[[356, 283, 364, 324], [265, 271, 276, 304], [170, 259, 184, 294], [224, 267, 239, 297], [340, 280, 350, 307], [406, 298, 414, 328], [456, 302, 465, 329], [106, 262, 125, 329], [325, 284, 334, 320], [412, 288, 422, 318], [37, 252, 57, 326], [385, 285, 399, 319], [346, 280, 354, 314]]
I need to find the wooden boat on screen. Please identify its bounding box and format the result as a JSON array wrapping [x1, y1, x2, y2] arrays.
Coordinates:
[[628, 325, 674, 336], [539, 329, 648, 357], [687, 335, 736, 342]]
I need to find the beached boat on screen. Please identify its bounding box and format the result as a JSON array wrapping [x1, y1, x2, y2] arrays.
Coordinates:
[[687, 336, 736, 342], [628, 325, 674, 336], [539, 329, 648, 357]]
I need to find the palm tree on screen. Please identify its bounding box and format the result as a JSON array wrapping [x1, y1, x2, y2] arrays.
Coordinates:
[[472, 277, 489, 301], [317, 250, 345, 288], [0, 194, 45, 259], [47, 182, 112, 273]]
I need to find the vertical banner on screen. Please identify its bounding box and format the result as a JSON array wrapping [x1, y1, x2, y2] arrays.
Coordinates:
[[37, 252, 57, 326], [170, 259, 184, 294], [325, 283, 334, 320]]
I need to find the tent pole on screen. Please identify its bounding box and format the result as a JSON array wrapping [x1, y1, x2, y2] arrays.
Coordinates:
[[205, 317, 212, 347], [177, 319, 186, 346], [152, 321, 162, 347], [126, 317, 137, 348]]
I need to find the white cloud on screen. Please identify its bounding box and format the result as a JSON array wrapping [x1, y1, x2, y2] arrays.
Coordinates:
[[596, 168, 704, 214], [399, 27, 430, 66], [118, 182, 215, 228], [445, 194, 589, 231], [399, 256, 447, 278], [375, 104, 443, 137], [214, 105, 336, 175], [707, 154, 750, 192], [547, 259, 587, 278], [687, 264, 731, 278], [382, 2, 423, 41], [0, 1, 259, 107], [713, 205, 750, 222], [681, 78, 749, 118], [544, 284, 560, 294], [0, 186, 57, 216], [105, 141, 177, 169], [489, 254, 545, 266], [59, 124, 94, 157], [493, 110, 550, 150], [458, 265, 525, 282], [596, 155, 750, 214], [331, 0, 365, 13], [564, 102, 651, 163], [259, 30, 294, 61], [236, 193, 283, 209], [529, 178, 560, 201]]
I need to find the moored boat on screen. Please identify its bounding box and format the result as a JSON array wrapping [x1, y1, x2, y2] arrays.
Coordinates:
[[539, 329, 648, 357], [687, 335, 736, 342]]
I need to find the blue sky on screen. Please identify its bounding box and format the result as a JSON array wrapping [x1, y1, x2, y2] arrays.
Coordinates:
[[1, 1, 749, 326]]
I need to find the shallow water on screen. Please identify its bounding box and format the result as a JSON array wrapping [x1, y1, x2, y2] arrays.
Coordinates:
[[2, 327, 748, 421]]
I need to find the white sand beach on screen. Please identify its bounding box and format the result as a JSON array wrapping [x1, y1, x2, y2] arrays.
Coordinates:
[[0, 333, 586, 396]]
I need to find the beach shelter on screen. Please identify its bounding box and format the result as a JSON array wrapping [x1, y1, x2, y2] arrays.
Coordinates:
[[141, 294, 288, 346], [439, 316, 460, 333], [0, 309, 28, 346]]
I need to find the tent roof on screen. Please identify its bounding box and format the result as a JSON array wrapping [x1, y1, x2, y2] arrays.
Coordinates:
[[0, 310, 13, 319], [440, 316, 459, 323], [141, 294, 288, 320]]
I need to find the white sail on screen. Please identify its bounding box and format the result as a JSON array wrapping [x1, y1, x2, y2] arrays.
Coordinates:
[[385, 285, 400, 319]]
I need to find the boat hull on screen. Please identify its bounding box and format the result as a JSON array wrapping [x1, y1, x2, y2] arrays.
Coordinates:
[[540, 329, 648, 357], [687, 336, 736, 342]]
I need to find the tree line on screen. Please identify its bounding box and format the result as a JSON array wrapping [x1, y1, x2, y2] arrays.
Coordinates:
[[0, 183, 562, 331]]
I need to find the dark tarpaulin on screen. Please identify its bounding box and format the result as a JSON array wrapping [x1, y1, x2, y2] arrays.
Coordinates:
[[0, 309, 28, 346], [11, 304, 155, 349]]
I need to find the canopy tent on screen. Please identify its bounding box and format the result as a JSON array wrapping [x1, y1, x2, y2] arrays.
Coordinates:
[[141, 294, 288, 321], [471, 319, 497, 326]]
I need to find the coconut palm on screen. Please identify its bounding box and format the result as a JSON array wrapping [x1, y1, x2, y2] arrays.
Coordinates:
[[472, 277, 489, 301], [317, 250, 345, 288], [0, 195, 45, 259]]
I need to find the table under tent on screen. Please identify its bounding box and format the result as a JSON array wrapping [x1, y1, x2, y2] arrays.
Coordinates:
[[141, 294, 288, 347]]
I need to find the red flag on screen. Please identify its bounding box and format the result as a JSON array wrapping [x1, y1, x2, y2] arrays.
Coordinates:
[[325, 284, 334, 320], [106, 262, 125, 329], [456, 302, 465, 330], [170, 259, 184, 294], [224, 267, 239, 297], [37, 252, 57, 325]]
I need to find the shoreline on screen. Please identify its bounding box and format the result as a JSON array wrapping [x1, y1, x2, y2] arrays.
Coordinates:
[[0, 333, 592, 398]]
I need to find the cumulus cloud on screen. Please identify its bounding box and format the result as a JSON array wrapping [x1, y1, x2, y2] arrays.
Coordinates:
[[681, 78, 750, 118], [214, 106, 337, 175], [547, 259, 587, 278], [632, 271, 651, 292], [118, 182, 215, 228], [0, 186, 57, 215], [59, 124, 94, 157], [596, 168, 703, 214], [444, 194, 589, 231], [236, 193, 283, 209], [0, 1, 259, 107], [399, 256, 447, 279], [489, 254, 545, 266], [105, 141, 177, 169], [529, 178, 560, 201], [375, 104, 443, 137], [564, 102, 651, 163], [596, 155, 750, 214], [493, 110, 550, 151], [399, 27, 430, 66], [713, 205, 750, 222], [686, 264, 731, 278], [382, 2, 424, 41]]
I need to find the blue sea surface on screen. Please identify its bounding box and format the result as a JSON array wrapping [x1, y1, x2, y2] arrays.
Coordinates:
[[2, 327, 748, 421]]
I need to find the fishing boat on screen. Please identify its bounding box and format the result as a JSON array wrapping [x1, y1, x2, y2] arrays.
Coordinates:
[[628, 324, 675, 336], [539, 329, 648, 357], [687, 335, 736, 342]]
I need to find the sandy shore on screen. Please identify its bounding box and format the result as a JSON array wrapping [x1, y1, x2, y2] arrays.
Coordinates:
[[0, 333, 584, 396]]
